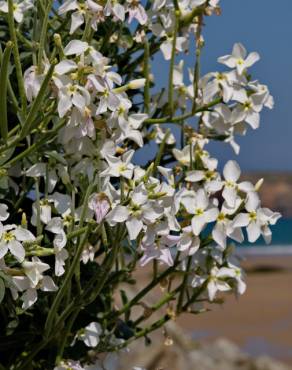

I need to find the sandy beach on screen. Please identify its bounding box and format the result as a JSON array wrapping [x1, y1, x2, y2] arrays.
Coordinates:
[[177, 256, 292, 364]]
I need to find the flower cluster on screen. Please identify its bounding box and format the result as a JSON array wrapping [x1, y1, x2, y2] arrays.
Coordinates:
[[0, 0, 280, 368]]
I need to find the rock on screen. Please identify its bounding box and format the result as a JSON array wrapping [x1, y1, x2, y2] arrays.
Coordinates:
[[252, 356, 292, 370]]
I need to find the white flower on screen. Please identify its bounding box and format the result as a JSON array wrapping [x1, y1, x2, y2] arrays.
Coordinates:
[[100, 150, 135, 179], [248, 81, 274, 110], [126, 0, 147, 25], [208, 160, 254, 208], [154, 125, 176, 145], [106, 183, 164, 240], [22, 257, 50, 286], [0, 204, 9, 221], [88, 192, 111, 223], [228, 262, 246, 295], [204, 71, 234, 103], [81, 243, 95, 264], [48, 192, 72, 216], [0, 0, 33, 23], [182, 189, 218, 236], [54, 360, 84, 370], [31, 199, 53, 226], [57, 81, 91, 118], [192, 266, 235, 301], [24, 66, 45, 102], [59, 0, 87, 34], [12, 272, 57, 310], [114, 113, 147, 147], [232, 192, 281, 243], [212, 201, 244, 249], [177, 226, 200, 256], [218, 43, 260, 75], [63, 39, 89, 56], [140, 234, 179, 267], [232, 90, 267, 129], [104, 0, 125, 21], [80, 321, 102, 347], [160, 36, 188, 60], [45, 217, 68, 276], [173, 145, 193, 166], [63, 40, 103, 64], [26, 162, 66, 193], [185, 167, 219, 190], [0, 225, 35, 262]]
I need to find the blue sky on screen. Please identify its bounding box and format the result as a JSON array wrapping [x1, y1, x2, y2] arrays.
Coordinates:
[[147, 0, 292, 171]]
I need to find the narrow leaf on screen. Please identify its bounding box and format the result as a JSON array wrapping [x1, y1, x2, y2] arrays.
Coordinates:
[[0, 41, 13, 141], [0, 278, 5, 304]]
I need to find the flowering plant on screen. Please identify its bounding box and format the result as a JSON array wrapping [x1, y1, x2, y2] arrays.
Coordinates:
[[0, 0, 280, 369]]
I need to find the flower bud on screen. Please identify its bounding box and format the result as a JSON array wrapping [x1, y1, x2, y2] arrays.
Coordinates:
[[21, 212, 27, 228], [128, 78, 146, 89], [53, 33, 62, 48], [255, 178, 264, 191]]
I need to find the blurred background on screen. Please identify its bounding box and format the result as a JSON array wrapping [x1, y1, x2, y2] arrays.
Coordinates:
[[132, 1, 292, 368]]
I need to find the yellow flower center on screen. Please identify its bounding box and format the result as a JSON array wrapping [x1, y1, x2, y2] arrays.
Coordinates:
[[118, 164, 126, 173], [225, 180, 235, 188], [243, 101, 252, 110], [195, 208, 204, 216], [118, 106, 125, 115], [67, 85, 77, 94], [205, 170, 215, 180], [78, 3, 87, 11], [217, 212, 226, 222], [216, 73, 226, 81], [249, 211, 257, 221], [3, 231, 15, 242]]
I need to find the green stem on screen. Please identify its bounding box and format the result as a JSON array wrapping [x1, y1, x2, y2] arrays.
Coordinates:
[[110, 263, 178, 320], [144, 97, 222, 125], [176, 256, 192, 313], [55, 309, 79, 365], [134, 288, 179, 326], [7, 0, 27, 118], [111, 314, 172, 351], [179, 5, 205, 28], [153, 129, 171, 172], [4, 119, 66, 167], [34, 178, 42, 236], [16, 30, 34, 49], [82, 15, 92, 42], [191, 47, 201, 114], [44, 181, 95, 337], [38, 0, 54, 71], [44, 226, 90, 338]]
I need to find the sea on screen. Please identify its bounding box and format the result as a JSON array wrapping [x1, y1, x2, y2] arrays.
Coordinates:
[[237, 218, 292, 256]]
